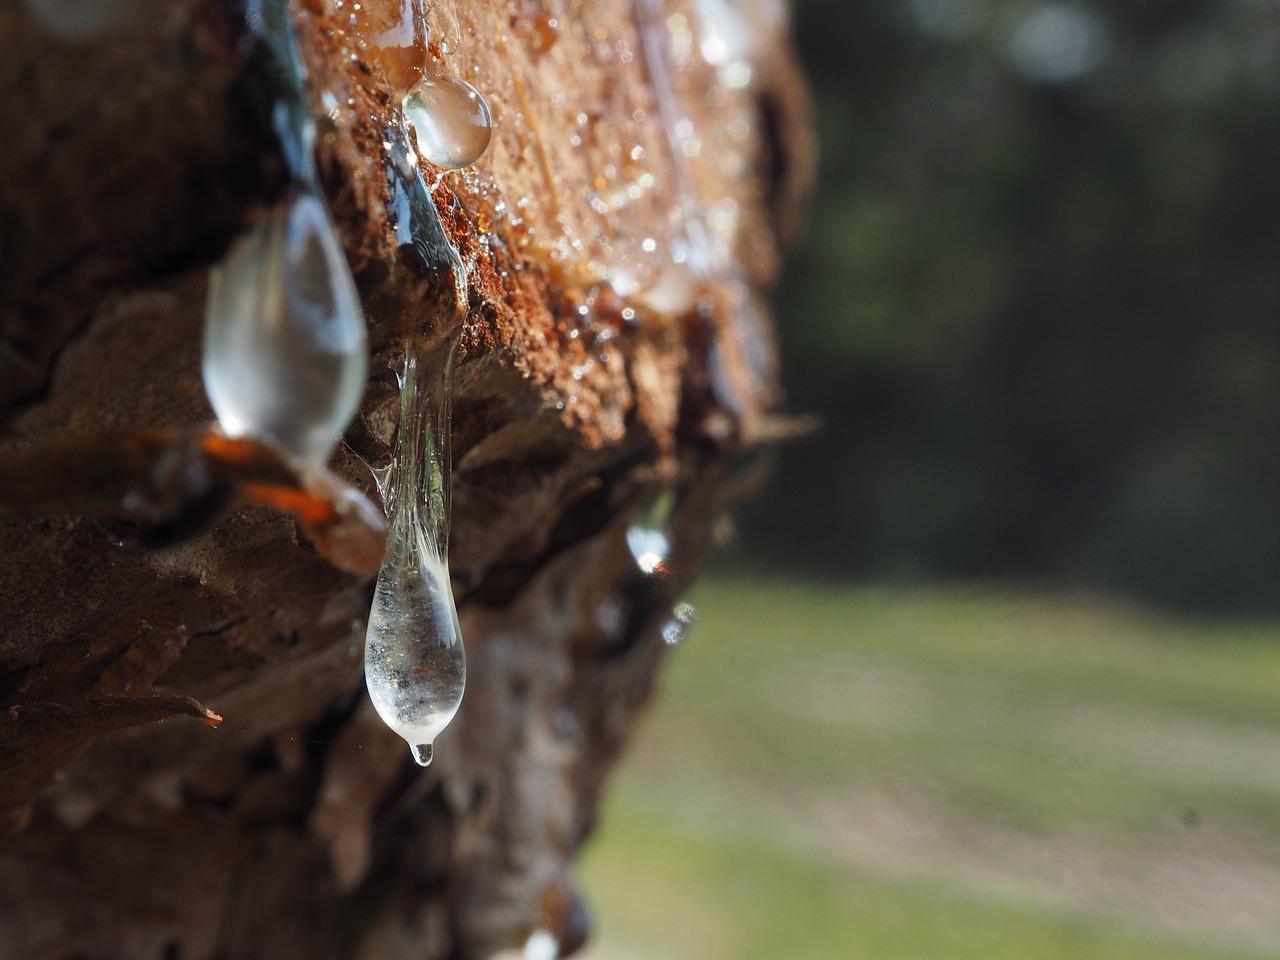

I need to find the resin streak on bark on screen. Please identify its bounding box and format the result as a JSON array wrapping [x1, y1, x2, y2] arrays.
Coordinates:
[[0, 0, 812, 957]]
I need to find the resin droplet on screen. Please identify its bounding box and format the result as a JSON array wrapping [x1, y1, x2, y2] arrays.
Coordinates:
[[365, 512, 465, 765], [627, 491, 674, 575], [403, 76, 493, 170], [352, 0, 427, 97], [662, 602, 697, 645], [203, 189, 368, 465]]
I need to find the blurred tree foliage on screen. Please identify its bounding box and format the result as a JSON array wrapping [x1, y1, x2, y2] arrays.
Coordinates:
[[741, 0, 1280, 613]]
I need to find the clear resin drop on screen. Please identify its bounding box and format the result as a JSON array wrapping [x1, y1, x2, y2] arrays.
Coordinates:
[[627, 491, 674, 575], [523, 930, 560, 960], [203, 189, 368, 465], [365, 345, 465, 766], [366, 511, 464, 764], [403, 76, 493, 170], [662, 602, 697, 645]]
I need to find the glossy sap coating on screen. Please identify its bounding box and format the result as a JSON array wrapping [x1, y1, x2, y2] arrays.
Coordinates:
[[403, 75, 493, 170], [352, 0, 427, 96], [203, 189, 368, 466]]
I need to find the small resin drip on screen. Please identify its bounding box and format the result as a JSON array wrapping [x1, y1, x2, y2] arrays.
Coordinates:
[[365, 343, 465, 766], [384, 120, 469, 299], [403, 76, 493, 170], [203, 189, 368, 465], [662, 602, 697, 645], [627, 491, 674, 575], [523, 930, 560, 960]]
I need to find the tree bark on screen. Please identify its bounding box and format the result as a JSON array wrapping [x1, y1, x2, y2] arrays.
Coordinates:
[[0, 0, 811, 957]]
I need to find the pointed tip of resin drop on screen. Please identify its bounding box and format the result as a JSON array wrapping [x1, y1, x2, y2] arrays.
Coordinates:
[[411, 742, 434, 766]]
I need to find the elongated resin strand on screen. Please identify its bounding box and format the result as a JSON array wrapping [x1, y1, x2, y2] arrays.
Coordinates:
[[203, 189, 369, 466], [365, 342, 465, 766], [384, 119, 471, 299], [246, 0, 318, 188]]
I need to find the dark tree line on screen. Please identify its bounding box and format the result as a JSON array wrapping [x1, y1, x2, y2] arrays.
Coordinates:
[[746, 0, 1280, 613]]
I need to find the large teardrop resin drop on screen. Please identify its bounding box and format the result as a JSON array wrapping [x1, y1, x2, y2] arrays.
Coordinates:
[[364, 347, 465, 766], [364, 508, 466, 764], [203, 189, 368, 466]]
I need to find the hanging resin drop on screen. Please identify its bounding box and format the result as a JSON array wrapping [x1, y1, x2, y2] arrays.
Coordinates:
[[365, 346, 465, 766], [402, 76, 493, 170], [366, 511, 464, 766], [203, 189, 368, 466]]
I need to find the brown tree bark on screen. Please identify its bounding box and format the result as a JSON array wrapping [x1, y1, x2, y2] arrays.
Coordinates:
[[0, 1, 811, 957]]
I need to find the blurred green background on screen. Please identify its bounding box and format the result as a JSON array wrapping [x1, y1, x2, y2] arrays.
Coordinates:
[[744, 0, 1280, 614], [581, 581, 1280, 959], [578, 1, 1280, 958]]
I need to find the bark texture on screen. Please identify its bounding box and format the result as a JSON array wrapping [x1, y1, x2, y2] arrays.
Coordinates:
[[0, 0, 811, 957]]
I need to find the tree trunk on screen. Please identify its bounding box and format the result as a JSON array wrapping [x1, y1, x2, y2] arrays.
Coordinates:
[[0, 1, 811, 957]]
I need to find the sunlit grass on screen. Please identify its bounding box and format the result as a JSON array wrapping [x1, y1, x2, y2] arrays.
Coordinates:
[[582, 801, 1264, 960], [579, 578, 1280, 960]]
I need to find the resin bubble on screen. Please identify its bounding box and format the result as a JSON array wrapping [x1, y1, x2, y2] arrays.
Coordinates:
[[203, 189, 368, 466], [403, 76, 494, 170]]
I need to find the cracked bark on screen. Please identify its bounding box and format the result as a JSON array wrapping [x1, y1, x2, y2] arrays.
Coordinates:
[[0, 0, 812, 957]]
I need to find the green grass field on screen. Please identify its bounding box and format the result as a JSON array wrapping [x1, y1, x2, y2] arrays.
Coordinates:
[[578, 579, 1280, 960]]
